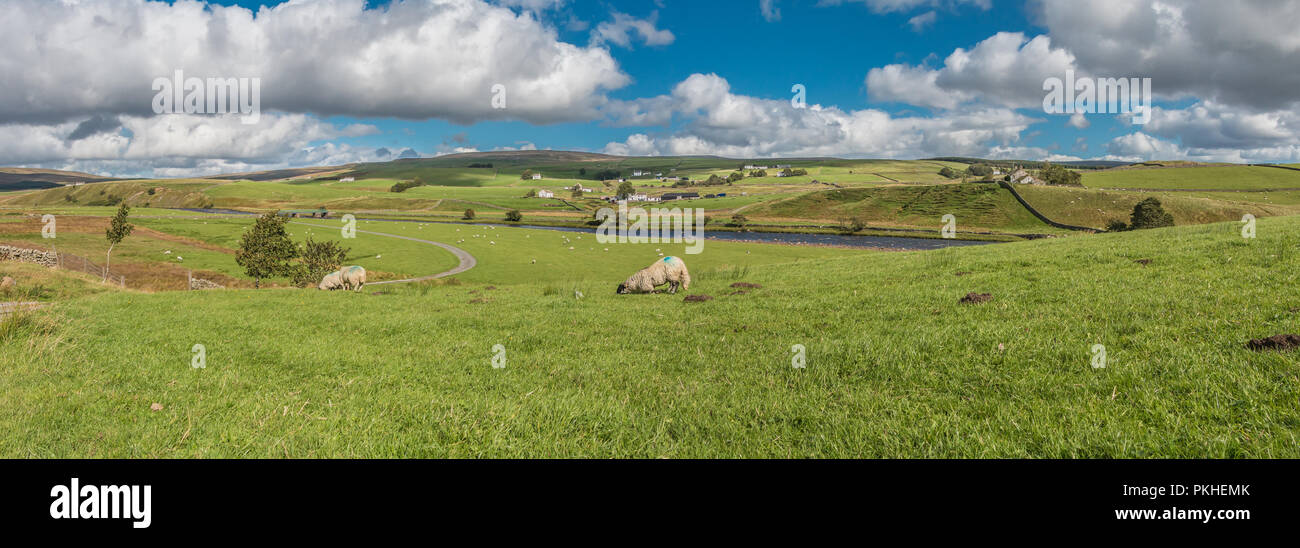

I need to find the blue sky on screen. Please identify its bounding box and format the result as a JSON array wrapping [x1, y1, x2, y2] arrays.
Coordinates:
[[2, 0, 1298, 176], [232, 0, 1062, 159]]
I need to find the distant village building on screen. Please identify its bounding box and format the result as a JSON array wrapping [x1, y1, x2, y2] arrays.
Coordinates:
[[1009, 168, 1043, 185], [339, 177, 356, 183], [531, 173, 543, 180], [536, 189, 554, 198], [632, 170, 645, 176]]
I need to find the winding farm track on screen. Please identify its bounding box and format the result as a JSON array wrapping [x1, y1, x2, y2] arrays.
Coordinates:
[[289, 221, 476, 285]]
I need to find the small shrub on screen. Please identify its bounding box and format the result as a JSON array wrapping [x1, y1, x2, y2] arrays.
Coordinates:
[[505, 209, 523, 222]]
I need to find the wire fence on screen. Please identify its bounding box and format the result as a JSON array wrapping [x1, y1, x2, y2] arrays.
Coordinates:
[[54, 250, 126, 288]]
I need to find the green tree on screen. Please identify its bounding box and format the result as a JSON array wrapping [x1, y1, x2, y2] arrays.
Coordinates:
[[1038, 162, 1082, 186], [727, 171, 745, 183], [938, 167, 959, 179], [730, 213, 749, 229], [463, 208, 476, 220], [616, 181, 635, 200], [104, 203, 134, 279], [520, 170, 534, 180], [505, 209, 523, 222], [291, 237, 350, 287], [236, 211, 299, 288], [1128, 198, 1174, 230]]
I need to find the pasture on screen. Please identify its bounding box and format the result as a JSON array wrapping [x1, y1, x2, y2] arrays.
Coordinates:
[[1082, 165, 1300, 190], [3, 214, 1298, 457]]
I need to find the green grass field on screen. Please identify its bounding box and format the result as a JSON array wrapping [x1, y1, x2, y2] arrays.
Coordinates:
[[1083, 166, 1300, 190], [745, 183, 1059, 233], [3, 213, 1298, 457], [1015, 185, 1300, 229]]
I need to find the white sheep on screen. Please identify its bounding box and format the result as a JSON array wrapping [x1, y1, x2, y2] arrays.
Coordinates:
[[340, 266, 367, 291], [617, 256, 691, 295], [318, 271, 345, 290]]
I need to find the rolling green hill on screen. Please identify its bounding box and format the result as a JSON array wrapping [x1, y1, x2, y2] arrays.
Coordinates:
[[745, 183, 1056, 233], [1083, 165, 1300, 190]]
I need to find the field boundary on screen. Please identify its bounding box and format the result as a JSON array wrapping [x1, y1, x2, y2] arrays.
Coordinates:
[[998, 181, 1101, 233]]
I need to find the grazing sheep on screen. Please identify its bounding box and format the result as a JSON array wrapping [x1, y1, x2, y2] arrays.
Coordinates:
[[0, 276, 15, 290], [617, 256, 691, 294], [318, 271, 345, 291], [340, 265, 367, 291]]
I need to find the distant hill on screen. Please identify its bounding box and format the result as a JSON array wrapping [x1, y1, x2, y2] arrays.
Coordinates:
[[0, 168, 114, 191], [924, 157, 1132, 170], [203, 165, 355, 182]]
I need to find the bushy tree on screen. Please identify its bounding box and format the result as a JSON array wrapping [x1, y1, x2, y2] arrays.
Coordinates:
[[505, 209, 523, 222], [730, 213, 749, 229], [390, 177, 425, 193], [291, 237, 350, 287], [1038, 163, 1083, 186], [520, 170, 534, 180], [236, 211, 299, 288], [938, 167, 959, 179], [1128, 197, 1174, 230], [463, 208, 476, 220], [104, 203, 134, 278], [616, 181, 635, 199]]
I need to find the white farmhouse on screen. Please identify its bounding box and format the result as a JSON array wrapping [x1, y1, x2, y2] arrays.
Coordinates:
[[531, 173, 543, 180], [537, 189, 554, 198]]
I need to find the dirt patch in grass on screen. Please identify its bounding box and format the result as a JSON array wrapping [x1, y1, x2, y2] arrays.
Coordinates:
[[730, 282, 763, 289], [959, 292, 992, 304], [954, 271, 972, 277], [1246, 334, 1300, 352], [1134, 258, 1152, 266], [111, 262, 246, 291], [683, 294, 713, 303]]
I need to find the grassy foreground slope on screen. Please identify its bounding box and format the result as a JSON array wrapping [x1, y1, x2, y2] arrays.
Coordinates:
[[3, 214, 1298, 458]]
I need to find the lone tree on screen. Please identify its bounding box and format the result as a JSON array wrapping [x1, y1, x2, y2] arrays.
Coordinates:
[[291, 237, 350, 287], [616, 181, 635, 200], [505, 209, 523, 222], [1128, 197, 1175, 230], [104, 203, 134, 279], [236, 211, 299, 288], [463, 208, 476, 220]]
